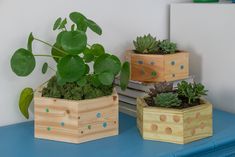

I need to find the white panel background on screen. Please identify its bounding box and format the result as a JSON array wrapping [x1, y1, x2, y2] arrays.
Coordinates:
[[170, 3, 235, 114], [0, 0, 191, 126]]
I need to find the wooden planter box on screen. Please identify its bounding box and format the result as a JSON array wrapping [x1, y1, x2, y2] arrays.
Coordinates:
[[137, 97, 213, 144], [125, 50, 189, 82], [34, 86, 119, 144]]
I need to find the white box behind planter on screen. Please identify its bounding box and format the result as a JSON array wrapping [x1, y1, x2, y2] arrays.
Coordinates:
[[170, 3, 235, 113]]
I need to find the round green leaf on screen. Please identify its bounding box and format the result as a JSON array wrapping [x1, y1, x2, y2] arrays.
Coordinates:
[[98, 71, 114, 85], [91, 75, 101, 87], [57, 55, 85, 82], [58, 18, 67, 29], [11, 48, 36, 76], [51, 43, 66, 63], [56, 31, 66, 46], [27, 32, 34, 52], [19, 88, 34, 119], [91, 44, 105, 56], [42, 62, 48, 74], [86, 19, 102, 35], [120, 62, 130, 91], [83, 48, 94, 63], [53, 17, 62, 30], [77, 77, 87, 87], [94, 54, 121, 75], [56, 72, 66, 86], [84, 64, 90, 74], [69, 12, 87, 32], [61, 31, 87, 54]]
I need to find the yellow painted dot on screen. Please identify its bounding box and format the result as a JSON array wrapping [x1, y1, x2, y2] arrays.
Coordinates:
[[160, 115, 167, 122], [151, 124, 158, 131], [173, 115, 180, 123], [165, 127, 172, 135]]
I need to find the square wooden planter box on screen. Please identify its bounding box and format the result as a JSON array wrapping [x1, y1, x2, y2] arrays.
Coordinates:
[[34, 86, 119, 144], [125, 50, 189, 83], [137, 97, 213, 144]]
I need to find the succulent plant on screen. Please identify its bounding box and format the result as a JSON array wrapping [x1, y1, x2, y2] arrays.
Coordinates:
[[148, 82, 174, 97], [154, 92, 182, 108], [159, 40, 177, 54], [177, 81, 208, 104], [133, 34, 159, 53]]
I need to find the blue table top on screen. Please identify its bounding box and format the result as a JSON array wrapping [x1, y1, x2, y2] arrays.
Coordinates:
[[1, 109, 235, 157]]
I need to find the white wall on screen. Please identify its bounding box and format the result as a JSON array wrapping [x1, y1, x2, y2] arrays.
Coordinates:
[[0, 0, 190, 126], [170, 3, 235, 114]]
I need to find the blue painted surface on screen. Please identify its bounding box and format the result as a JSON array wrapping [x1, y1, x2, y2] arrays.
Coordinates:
[[0, 109, 235, 157]]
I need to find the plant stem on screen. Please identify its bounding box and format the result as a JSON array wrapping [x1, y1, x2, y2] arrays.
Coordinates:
[[34, 54, 61, 59], [87, 44, 91, 48], [34, 38, 68, 55]]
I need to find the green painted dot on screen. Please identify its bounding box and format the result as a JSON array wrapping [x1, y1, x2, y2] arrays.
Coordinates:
[[88, 125, 91, 130], [103, 122, 107, 128], [47, 127, 51, 131], [171, 61, 175, 65], [151, 71, 157, 77], [45, 108, 49, 113], [180, 65, 184, 70], [96, 113, 101, 118], [150, 61, 155, 65], [60, 122, 65, 127]]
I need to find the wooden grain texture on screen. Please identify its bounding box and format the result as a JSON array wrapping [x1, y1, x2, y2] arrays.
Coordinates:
[[136, 97, 213, 144], [126, 50, 189, 83], [34, 86, 119, 144]]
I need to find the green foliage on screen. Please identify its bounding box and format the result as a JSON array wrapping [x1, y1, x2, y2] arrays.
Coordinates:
[[10, 11, 130, 119], [133, 34, 159, 53], [158, 40, 177, 54], [19, 88, 34, 119], [133, 34, 177, 54], [148, 82, 174, 97], [42, 76, 113, 100], [177, 81, 208, 104], [154, 93, 181, 108]]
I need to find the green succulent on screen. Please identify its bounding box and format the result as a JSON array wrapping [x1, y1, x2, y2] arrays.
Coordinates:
[[133, 34, 159, 53], [159, 40, 177, 54], [177, 81, 208, 104], [148, 82, 173, 97], [154, 92, 182, 108]]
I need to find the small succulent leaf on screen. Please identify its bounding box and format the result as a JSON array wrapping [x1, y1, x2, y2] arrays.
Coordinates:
[[11, 48, 36, 76], [57, 55, 85, 82], [51, 43, 66, 63], [53, 17, 62, 30], [19, 88, 34, 119], [42, 62, 48, 74], [27, 32, 34, 52], [98, 71, 114, 85], [91, 44, 105, 57], [61, 31, 87, 54], [120, 62, 130, 91], [58, 18, 67, 29], [86, 19, 102, 35]]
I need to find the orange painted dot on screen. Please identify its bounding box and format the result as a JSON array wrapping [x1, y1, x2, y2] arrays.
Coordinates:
[[173, 116, 180, 123], [113, 96, 117, 101], [66, 110, 70, 114], [160, 115, 167, 122], [196, 112, 201, 119], [200, 122, 205, 129], [191, 128, 196, 135], [151, 124, 158, 131], [114, 121, 117, 124], [165, 127, 172, 135], [187, 117, 192, 124]]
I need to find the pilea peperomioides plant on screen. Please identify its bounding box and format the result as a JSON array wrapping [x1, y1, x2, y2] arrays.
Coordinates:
[[10, 12, 130, 119]]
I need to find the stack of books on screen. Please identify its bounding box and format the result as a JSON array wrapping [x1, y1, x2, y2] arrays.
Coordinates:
[[115, 76, 194, 117]]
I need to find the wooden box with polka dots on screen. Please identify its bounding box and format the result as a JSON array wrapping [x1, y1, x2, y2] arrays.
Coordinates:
[[34, 86, 119, 144], [137, 97, 213, 144], [125, 50, 189, 83]]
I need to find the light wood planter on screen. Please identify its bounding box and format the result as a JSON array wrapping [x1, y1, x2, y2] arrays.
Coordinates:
[[125, 50, 189, 82], [137, 97, 213, 144], [34, 86, 119, 144]]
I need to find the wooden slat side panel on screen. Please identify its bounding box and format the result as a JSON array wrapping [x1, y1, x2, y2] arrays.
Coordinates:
[[137, 98, 144, 135], [164, 52, 189, 82]]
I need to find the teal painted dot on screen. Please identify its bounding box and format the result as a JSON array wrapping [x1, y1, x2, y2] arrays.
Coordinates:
[[103, 122, 107, 128], [180, 65, 184, 70], [88, 125, 91, 130], [60, 122, 65, 127], [96, 113, 101, 118], [172, 74, 175, 77], [171, 61, 175, 65], [151, 71, 157, 77], [45, 108, 49, 113], [47, 127, 51, 131], [137, 60, 143, 64], [150, 61, 155, 65]]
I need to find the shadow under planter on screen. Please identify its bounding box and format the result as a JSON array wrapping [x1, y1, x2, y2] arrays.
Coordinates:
[[34, 86, 119, 144], [125, 50, 189, 83], [137, 97, 213, 144]]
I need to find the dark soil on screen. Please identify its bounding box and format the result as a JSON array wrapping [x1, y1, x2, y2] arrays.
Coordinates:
[[144, 96, 201, 109]]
